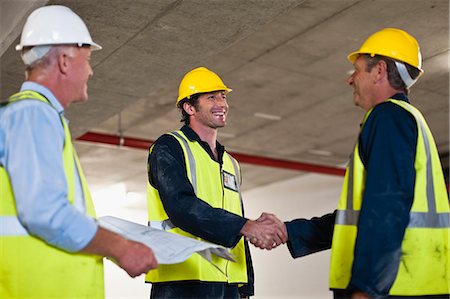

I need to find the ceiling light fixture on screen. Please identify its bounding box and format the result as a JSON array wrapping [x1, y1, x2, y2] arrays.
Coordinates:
[[308, 149, 332, 157], [253, 112, 282, 121], [218, 131, 235, 138]]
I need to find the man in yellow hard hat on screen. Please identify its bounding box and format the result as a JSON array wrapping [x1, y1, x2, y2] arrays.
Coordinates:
[[0, 5, 158, 298], [281, 28, 450, 298], [146, 67, 288, 298]]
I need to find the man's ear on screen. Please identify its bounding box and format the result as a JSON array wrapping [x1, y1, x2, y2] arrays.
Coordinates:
[[57, 52, 70, 75], [373, 60, 388, 82], [183, 102, 195, 116]]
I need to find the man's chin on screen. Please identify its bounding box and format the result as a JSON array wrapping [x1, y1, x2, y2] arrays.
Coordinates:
[[75, 95, 89, 104]]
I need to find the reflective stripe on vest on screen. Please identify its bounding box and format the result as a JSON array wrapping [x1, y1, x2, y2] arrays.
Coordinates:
[[336, 101, 448, 229], [148, 134, 243, 232], [0, 90, 104, 298], [172, 131, 197, 194], [146, 130, 248, 284], [329, 99, 450, 295], [149, 219, 176, 231], [147, 131, 196, 232], [336, 209, 450, 228], [0, 216, 28, 236]]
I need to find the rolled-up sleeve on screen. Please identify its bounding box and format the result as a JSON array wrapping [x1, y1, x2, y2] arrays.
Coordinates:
[[3, 101, 97, 252]]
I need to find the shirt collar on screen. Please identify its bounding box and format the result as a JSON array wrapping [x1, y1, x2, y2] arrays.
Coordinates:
[[20, 81, 65, 115], [180, 125, 225, 163], [390, 92, 410, 103]]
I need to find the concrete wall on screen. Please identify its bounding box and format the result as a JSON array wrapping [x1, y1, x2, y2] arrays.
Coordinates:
[[243, 173, 342, 299]]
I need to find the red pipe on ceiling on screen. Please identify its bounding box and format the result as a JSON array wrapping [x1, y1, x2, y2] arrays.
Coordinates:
[[78, 131, 151, 150], [77, 131, 346, 176]]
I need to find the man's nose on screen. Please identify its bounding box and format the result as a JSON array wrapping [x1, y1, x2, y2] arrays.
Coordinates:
[[215, 95, 227, 105], [347, 74, 354, 86], [88, 64, 94, 77]]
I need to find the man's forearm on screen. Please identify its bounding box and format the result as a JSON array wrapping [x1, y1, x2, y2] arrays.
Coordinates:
[[81, 226, 158, 277]]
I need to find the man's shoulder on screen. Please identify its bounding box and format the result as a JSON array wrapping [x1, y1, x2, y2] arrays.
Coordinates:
[[374, 100, 407, 111], [371, 101, 416, 122], [1, 96, 58, 118], [151, 132, 183, 154], [149, 132, 186, 168], [363, 101, 417, 138], [154, 132, 180, 145]]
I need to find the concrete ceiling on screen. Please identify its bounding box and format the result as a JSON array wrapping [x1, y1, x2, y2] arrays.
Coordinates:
[[1, 0, 449, 194]]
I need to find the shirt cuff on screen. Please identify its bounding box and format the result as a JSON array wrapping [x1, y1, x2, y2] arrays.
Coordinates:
[[60, 216, 98, 252]]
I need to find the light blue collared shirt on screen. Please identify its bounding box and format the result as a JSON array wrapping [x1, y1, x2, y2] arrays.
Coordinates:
[[0, 81, 97, 252]]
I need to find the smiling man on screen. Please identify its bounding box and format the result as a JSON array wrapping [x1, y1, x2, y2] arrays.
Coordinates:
[[145, 67, 287, 299]]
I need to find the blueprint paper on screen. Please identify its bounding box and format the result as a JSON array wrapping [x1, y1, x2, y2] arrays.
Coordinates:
[[99, 216, 235, 265]]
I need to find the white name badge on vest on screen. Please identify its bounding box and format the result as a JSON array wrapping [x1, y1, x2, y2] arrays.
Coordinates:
[[222, 170, 238, 192]]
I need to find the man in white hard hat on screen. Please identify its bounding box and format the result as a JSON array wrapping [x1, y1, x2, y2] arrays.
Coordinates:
[[0, 5, 158, 298]]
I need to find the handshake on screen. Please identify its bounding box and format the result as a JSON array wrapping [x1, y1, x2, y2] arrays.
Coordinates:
[[240, 213, 287, 250]]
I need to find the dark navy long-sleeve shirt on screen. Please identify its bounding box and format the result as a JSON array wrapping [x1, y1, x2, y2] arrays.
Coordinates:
[[286, 94, 419, 298], [148, 125, 248, 247], [148, 125, 254, 296]]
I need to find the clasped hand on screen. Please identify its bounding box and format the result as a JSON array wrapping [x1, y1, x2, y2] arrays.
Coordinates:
[[240, 212, 287, 250]]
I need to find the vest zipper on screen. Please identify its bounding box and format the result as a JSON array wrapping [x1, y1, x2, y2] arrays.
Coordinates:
[[219, 164, 229, 282], [220, 165, 225, 209]]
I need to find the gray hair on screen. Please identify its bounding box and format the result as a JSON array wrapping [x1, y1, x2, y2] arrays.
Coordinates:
[[363, 54, 420, 95], [24, 46, 77, 78]]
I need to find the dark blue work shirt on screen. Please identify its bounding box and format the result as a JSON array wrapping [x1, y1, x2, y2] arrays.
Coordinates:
[[148, 125, 248, 247], [148, 125, 254, 296], [286, 94, 419, 298]]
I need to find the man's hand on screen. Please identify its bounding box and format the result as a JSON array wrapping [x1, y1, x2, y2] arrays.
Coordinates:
[[352, 291, 371, 299], [82, 226, 158, 277], [240, 213, 287, 250], [114, 239, 158, 277]]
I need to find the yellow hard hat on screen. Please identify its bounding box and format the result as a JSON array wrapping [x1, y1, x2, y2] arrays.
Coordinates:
[[347, 28, 423, 73], [177, 67, 232, 104]]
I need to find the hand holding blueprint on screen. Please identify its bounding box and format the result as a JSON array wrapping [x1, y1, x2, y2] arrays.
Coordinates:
[[99, 216, 234, 265]]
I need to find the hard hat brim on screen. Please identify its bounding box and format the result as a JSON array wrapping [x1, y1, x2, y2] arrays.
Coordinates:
[[347, 51, 367, 64], [89, 42, 102, 51], [347, 50, 424, 74], [176, 87, 232, 104], [15, 42, 102, 51]]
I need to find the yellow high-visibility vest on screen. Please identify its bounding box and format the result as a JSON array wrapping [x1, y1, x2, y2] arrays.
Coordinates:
[[146, 130, 247, 284], [0, 90, 104, 298], [329, 99, 450, 295]]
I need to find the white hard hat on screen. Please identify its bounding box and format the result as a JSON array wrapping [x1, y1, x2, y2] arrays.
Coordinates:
[[16, 5, 102, 51]]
